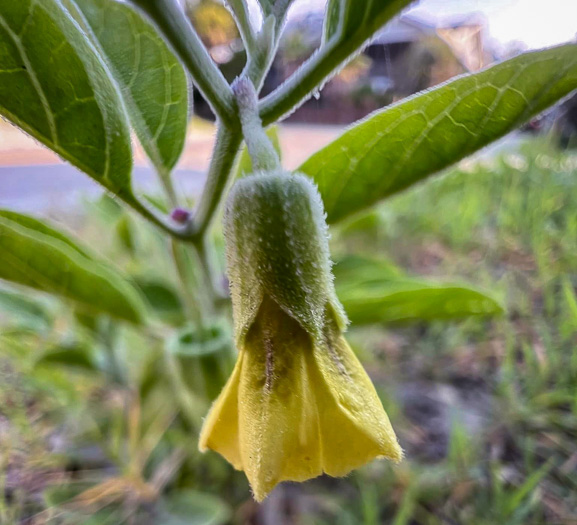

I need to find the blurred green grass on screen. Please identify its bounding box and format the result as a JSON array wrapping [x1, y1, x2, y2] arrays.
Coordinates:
[[331, 137, 577, 525], [1, 136, 577, 524]]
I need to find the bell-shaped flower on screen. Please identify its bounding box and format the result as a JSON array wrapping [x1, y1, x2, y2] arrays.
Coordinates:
[[199, 172, 402, 501]]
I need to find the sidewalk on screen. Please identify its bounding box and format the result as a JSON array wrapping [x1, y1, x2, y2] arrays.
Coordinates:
[[0, 121, 341, 211], [0, 121, 341, 171]]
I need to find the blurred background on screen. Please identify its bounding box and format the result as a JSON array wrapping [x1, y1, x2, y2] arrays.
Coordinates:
[[1, 0, 577, 524]]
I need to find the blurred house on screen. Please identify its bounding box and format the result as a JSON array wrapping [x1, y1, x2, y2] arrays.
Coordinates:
[[281, 13, 494, 124]]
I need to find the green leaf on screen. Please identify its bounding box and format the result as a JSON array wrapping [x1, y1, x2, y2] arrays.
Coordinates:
[[335, 256, 503, 324], [333, 254, 403, 286], [234, 125, 281, 178], [0, 209, 91, 258], [301, 44, 577, 224], [323, 0, 413, 45], [0, 0, 134, 200], [115, 214, 137, 256], [0, 216, 146, 323], [169, 325, 234, 401], [0, 288, 52, 330], [339, 280, 504, 325], [36, 342, 98, 373], [161, 490, 231, 525], [133, 277, 184, 323], [69, 0, 189, 175], [504, 460, 554, 518]]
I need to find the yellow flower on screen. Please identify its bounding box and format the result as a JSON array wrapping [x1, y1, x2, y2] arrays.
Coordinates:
[[199, 172, 402, 501]]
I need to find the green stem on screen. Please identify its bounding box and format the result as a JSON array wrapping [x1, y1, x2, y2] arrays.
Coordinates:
[[122, 193, 193, 240], [158, 168, 180, 208], [192, 124, 243, 239], [259, 40, 343, 125], [259, 0, 412, 125], [171, 239, 205, 327], [233, 77, 280, 171], [163, 346, 206, 432], [130, 0, 234, 123], [245, 15, 276, 92], [226, 0, 258, 56], [192, 235, 225, 307]]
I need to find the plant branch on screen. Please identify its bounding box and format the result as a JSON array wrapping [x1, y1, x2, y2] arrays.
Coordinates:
[[171, 239, 205, 327], [258, 40, 346, 125], [157, 167, 180, 208], [122, 193, 193, 241], [192, 124, 243, 239], [192, 236, 226, 306], [129, 0, 234, 123], [233, 77, 280, 171], [226, 0, 258, 56], [259, 0, 416, 125]]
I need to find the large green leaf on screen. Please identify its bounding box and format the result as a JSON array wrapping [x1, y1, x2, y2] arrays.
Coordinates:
[[0, 210, 91, 258], [70, 0, 188, 175], [335, 256, 503, 324], [339, 280, 504, 325], [0, 0, 133, 199], [324, 0, 412, 45], [0, 216, 145, 323], [301, 44, 577, 224], [333, 254, 403, 284], [0, 288, 52, 331]]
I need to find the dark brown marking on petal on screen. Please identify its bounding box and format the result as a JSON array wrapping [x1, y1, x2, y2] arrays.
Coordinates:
[[264, 326, 275, 393]]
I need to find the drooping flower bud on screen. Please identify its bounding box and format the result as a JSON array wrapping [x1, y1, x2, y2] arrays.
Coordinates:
[[199, 172, 402, 501], [224, 171, 347, 346]]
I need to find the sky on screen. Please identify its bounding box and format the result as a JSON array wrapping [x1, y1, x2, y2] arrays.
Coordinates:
[[285, 0, 577, 50]]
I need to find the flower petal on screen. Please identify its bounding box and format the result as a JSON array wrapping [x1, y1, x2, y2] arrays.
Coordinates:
[[198, 352, 244, 470], [308, 315, 403, 476], [239, 296, 322, 501], [199, 298, 402, 501]]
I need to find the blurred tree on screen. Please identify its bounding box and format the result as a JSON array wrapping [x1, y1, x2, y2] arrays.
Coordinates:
[[186, 0, 238, 48]]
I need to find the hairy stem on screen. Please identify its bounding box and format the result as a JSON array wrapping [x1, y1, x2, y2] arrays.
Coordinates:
[[129, 0, 234, 122], [192, 124, 243, 239], [258, 40, 345, 125], [158, 167, 180, 208], [226, 0, 257, 56], [192, 235, 225, 305], [123, 193, 193, 241], [245, 15, 276, 92], [233, 77, 280, 171], [258, 0, 415, 125]]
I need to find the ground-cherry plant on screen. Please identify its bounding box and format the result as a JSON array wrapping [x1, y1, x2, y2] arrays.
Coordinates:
[[0, 0, 576, 520]]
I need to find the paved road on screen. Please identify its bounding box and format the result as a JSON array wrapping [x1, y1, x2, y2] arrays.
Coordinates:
[[0, 132, 524, 213], [0, 164, 205, 212]]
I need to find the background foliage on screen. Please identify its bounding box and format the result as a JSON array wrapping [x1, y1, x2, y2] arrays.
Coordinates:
[[0, 0, 576, 522]]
